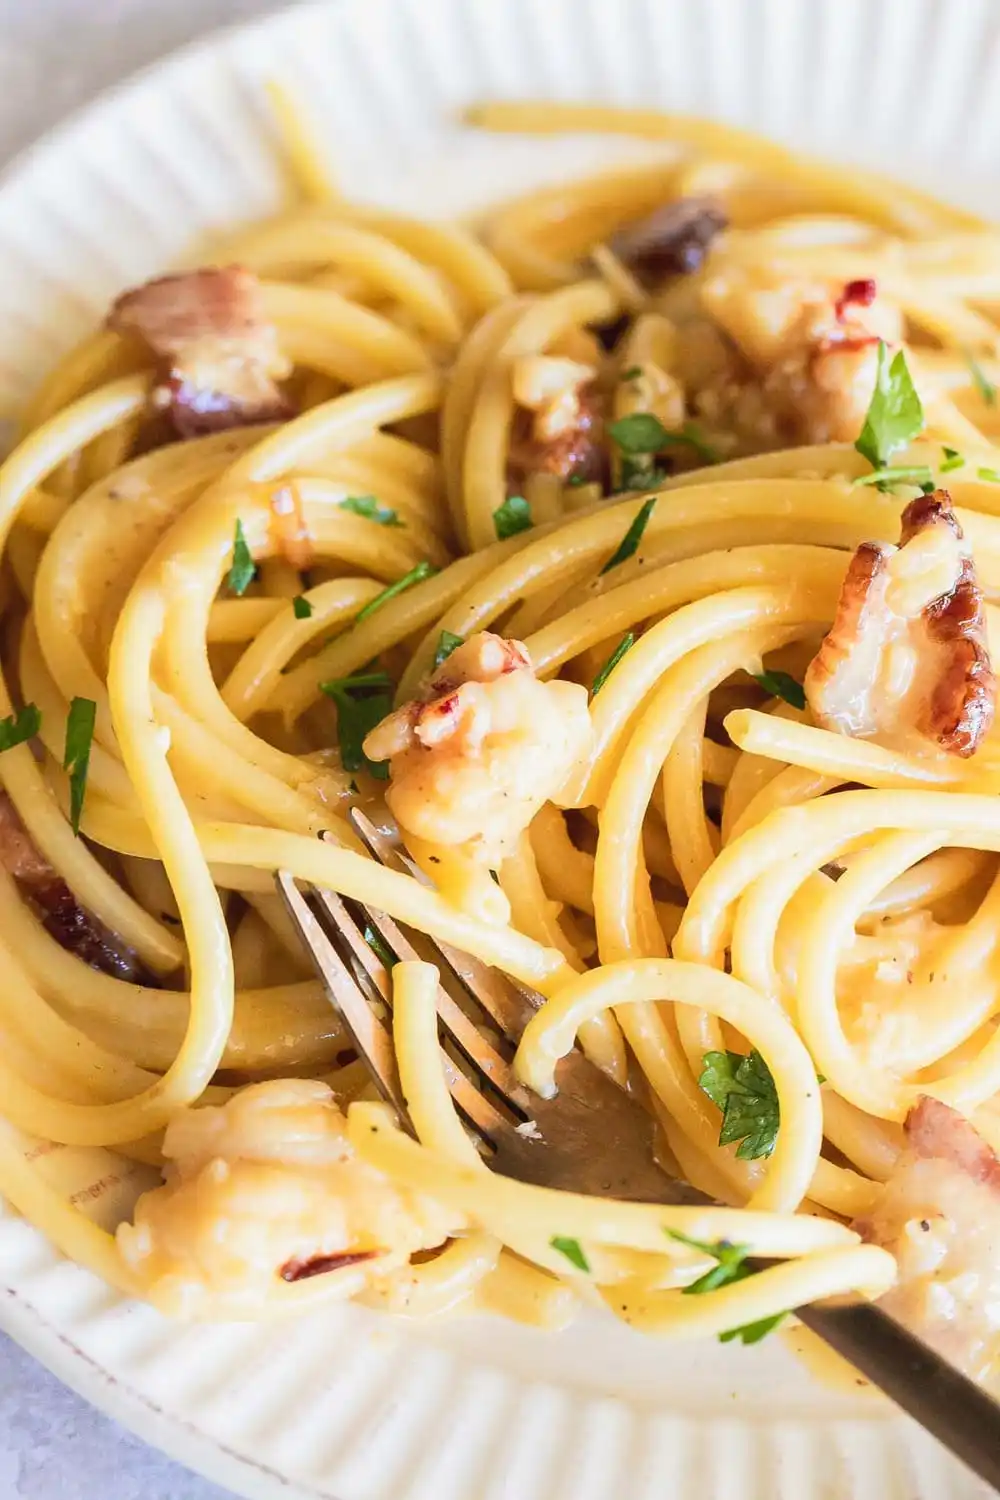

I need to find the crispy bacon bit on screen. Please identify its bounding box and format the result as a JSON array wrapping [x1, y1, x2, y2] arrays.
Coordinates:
[[0, 792, 151, 982], [108, 266, 292, 440], [280, 1248, 381, 1282], [508, 383, 608, 488], [269, 481, 313, 570], [854, 1097, 1000, 1378], [905, 1096, 1000, 1187], [609, 196, 728, 287], [804, 490, 996, 757], [835, 278, 878, 322]]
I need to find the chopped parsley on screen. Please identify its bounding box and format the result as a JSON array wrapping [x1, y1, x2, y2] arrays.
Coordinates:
[[964, 348, 997, 407], [621, 365, 643, 381], [719, 1311, 788, 1346], [433, 629, 464, 670], [356, 561, 436, 624], [550, 1236, 590, 1272], [493, 494, 533, 540], [608, 413, 720, 465], [940, 446, 965, 474], [63, 697, 97, 836], [292, 595, 313, 620], [978, 466, 1000, 484], [339, 494, 403, 528], [601, 497, 657, 574], [666, 1231, 787, 1344], [591, 632, 635, 697], [851, 464, 934, 491], [608, 412, 670, 454], [0, 703, 41, 754], [752, 670, 806, 710], [226, 518, 256, 596], [363, 923, 397, 969], [699, 1049, 780, 1160], [320, 671, 394, 780], [854, 342, 924, 470], [618, 456, 667, 492]]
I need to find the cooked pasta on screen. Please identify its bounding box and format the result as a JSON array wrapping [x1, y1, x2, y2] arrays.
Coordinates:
[[8, 92, 1000, 1368]]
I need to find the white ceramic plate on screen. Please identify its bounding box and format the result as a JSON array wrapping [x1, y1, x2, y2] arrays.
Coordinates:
[[3, 1, 1000, 1495]]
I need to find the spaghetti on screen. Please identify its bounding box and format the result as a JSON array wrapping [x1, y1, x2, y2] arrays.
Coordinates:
[[6, 96, 1000, 1364]]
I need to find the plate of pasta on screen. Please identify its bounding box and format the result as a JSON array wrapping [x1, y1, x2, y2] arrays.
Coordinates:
[[7, 0, 1000, 1496]]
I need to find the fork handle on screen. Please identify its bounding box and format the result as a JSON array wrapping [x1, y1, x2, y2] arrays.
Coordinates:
[[796, 1299, 1000, 1489]]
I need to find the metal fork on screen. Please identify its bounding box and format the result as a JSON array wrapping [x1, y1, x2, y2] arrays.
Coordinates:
[[277, 809, 1000, 1492]]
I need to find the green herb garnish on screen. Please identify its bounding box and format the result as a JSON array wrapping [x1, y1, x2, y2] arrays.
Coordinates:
[[719, 1311, 789, 1345], [339, 495, 403, 527], [851, 464, 934, 490], [601, 497, 657, 574], [621, 365, 643, 381], [493, 494, 533, 540], [667, 1231, 787, 1344], [226, 518, 256, 596], [618, 456, 667, 493], [293, 595, 313, 619], [667, 1231, 752, 1293], [356, 562, 436, 624], [363, 924, 397, 969], [699, 1049, 780, 1160], [320, 671, 394, 780], [0, 703, 41, 754], [608, 413, 719, 465], [550, 1236, 590, 1272], [433, 630, 464, 670], [854, 342, 924, 470], [752, 670, 806, 710], [940, 447, 965, 474], [964, 348, 997, 407], [978, 466, 1000, 484], [63, 697, 96, 836], [591, 632, 635, 697]]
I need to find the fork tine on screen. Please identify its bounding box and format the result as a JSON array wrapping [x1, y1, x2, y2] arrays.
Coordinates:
[[357, 903, 532, 1114], [309, 883, 517, 1130], [278, 871, 508, 1142], [347, 809, 540, 1041], [275, 870, 407, 1118]]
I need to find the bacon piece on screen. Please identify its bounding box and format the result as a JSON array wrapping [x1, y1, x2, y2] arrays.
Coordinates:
[[508, 384, 609, 488], [834, 278, 878, 322], [108, 266, 292, 440], [0, 792, 152, 982], [280, 1248, 381, 1282], [854, 1097, 1000, 1378], [804, 490, 996, 757], [609, 196, 728, 287]]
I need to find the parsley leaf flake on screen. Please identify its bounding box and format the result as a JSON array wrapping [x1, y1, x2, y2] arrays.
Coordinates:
[[320, 671, 394, 780], [854, 342, 924, 470], [550, 1236, 590, 1272], [699, 1049, 780, 1160], [339, 495, 403, 527], [752, 670, 805, 710], [63, 697, 97, 836], [591, 632, 635, 697], [0, 703, 41, 754], [356, 562, 436, 624], [601, 497, 657, 573], [493, 494, 533, 540], [227, 518, 256, 596], [433, 630, 464, 670]]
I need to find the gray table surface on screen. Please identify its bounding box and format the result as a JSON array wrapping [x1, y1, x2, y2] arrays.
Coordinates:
[[0, 7, 292, 1494]]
